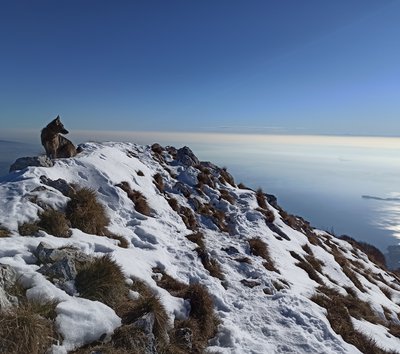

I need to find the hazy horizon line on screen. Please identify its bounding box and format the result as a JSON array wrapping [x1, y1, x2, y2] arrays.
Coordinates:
[[2, 129, 400, 149]]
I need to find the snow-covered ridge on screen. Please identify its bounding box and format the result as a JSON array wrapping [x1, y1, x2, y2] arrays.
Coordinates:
[[0, 141, 400, 354]]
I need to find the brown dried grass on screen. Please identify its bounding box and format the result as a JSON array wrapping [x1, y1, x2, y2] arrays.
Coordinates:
[[38, 208, 71, 238], [66, 187, 110, 235]]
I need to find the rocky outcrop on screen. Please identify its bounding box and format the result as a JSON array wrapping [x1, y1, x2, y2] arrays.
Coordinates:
[[176, 146, 200, 167], [36, 242, 90, 295], [9, 155, 53, 172]]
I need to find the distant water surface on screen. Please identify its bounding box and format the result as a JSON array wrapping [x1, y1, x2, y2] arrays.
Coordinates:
[[1, 133, 399, 257], [0, 140, 39, 176]]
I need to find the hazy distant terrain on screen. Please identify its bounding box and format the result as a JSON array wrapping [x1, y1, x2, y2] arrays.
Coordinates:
[[0, 140, 39, 176]]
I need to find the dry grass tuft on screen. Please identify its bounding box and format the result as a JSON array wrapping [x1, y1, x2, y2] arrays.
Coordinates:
[[108, 233, 130, 248], [122, 295, 169, 348], [272, 280, 286, 291], [153, 271, 188, 295], [0, 225, 11, 237], [330, 244, 348, 267], [154, 272, 219, 352], [196, 248, 224, 280], [305, 254, 324, 274], [74, 283, 167, 354], [311, 286, 386, 353], [186, 232, 205, 249], [379, 286, 393, 300], [302, 243, 312, 255], [290, 250, 323, 283], [0, 301, 57, 354], [72, 344, 130, 354], [179, 206, 197, 230], [340, 235, 387, 269], [66, 187, 110, 235], [38, 208, 71, 237], [175, 283, 219, 352], [249, 238, 269, 259], [186, 232, 224, 279], [153, 173, 164, 193], [212, 209, 229, 232], [289, 250, 303, 262], [198, 203, 229, 232], [18, 221, 40, 236], [296, 259, 322, 284], [167, 197, 180, 212], [219, 189, 235, 204], [75, 254, 127, 309], [111, 325, 149, 353], [255, 188, 268, 209], [256, 207, 275, 223], [238, 182, 251, 190], [248, 241, 276, 268], [279, 209, 324, 247], [219, 167, 235, 186], [389, 323, 400, 338], [116, 182, 151, 216], [197, 170, 215, 189], [343, 266, 366, 292]]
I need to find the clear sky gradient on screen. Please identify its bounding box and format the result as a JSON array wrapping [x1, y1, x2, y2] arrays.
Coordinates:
[[1, 0, 399, 138]]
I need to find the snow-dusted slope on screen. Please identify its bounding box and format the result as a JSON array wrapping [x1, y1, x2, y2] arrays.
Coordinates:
[[1, 141, 400, 354]]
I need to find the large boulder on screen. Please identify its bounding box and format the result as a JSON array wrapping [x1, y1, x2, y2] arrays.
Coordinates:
[[9, 155, 53, 172], [176, 146, 199, 167]]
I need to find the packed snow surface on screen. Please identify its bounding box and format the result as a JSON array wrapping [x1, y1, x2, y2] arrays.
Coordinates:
[[0, 141, 400, 353]]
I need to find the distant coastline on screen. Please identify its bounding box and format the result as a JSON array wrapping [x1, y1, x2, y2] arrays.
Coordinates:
[[362, 195, 400, 202]]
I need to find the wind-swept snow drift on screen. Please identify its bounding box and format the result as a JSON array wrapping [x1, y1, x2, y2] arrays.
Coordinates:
[[0, 141, 399, 354]]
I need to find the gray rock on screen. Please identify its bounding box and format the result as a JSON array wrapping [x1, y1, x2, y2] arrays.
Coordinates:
[[173, 182, 191, 198], [39, 257, 77, 282], [175, 327, 192, 350], [266, 193, 278, 208], [151, 143, 164, 154], [133, 312, 157, 354], [222, 246, 240, 255], [0, 264, 19, 309], [176, 146, 199, 167], [134, 312, 155, 334], [166, 146, 177, 158], [39, 175, 75, 196], [35, 242, 90, 294], [35, 242, 89, 265], [9, 155, 53, 172]]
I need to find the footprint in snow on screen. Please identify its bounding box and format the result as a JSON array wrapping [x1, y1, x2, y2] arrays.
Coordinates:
[[126, 218, 141, 227], [74, 160, 87, 168], [246, 211, 261, 222], [131, 237, 157, 250], [134, 227, 158, 245], [78, 172, 88, 181], [94, 244, 114, 253]]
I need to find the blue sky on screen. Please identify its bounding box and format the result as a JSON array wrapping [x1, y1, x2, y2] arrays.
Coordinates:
[[1, 0, 399, 139]]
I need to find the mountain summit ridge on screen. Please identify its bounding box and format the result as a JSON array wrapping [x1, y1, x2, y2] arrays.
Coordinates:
[[0, 141, 399, 354]]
